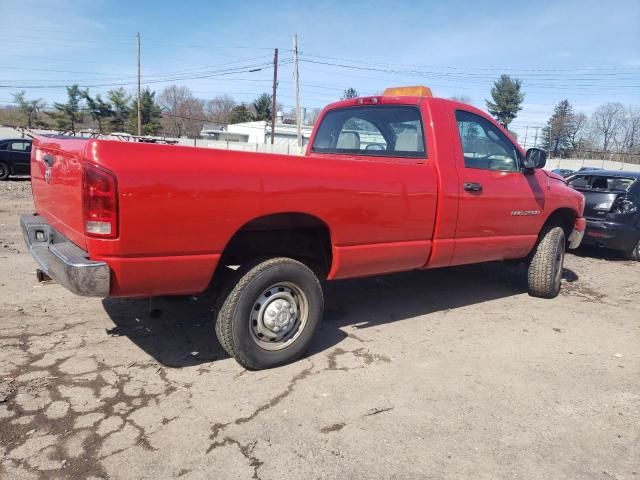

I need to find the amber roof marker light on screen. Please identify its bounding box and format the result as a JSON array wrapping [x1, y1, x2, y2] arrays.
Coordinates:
[[383, 86, 433, 97]]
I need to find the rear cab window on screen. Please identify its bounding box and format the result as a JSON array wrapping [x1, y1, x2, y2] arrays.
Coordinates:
[[312, 105, 426, 158], [568, 175, 637, 192]]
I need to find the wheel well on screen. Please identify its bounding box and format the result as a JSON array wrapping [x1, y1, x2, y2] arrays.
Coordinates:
[[217, 213, 333, 279], [542, 208, 575, 239]]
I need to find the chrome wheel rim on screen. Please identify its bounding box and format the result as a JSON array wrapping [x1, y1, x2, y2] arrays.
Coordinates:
[[249, 282, 308, 351]]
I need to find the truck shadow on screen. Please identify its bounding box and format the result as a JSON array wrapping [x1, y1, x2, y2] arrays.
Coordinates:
[[102, 291, 227, 368], [308, 262, 578, 356], [101, 262, 579, 368]]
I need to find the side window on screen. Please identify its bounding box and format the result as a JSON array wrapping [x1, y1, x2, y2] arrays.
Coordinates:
[[10, 141, 31, 152], [0, 143, 7, 150], [312, 106, 426, 158], [568, 175, 590, 188], [568, 175, 635, 191], [455, 111, 519, 172]]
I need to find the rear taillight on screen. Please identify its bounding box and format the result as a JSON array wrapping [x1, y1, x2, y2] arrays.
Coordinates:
[[82, 162, 118, 238]]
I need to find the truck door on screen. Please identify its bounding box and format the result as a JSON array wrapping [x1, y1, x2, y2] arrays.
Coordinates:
[[450, 109, 544, 265]]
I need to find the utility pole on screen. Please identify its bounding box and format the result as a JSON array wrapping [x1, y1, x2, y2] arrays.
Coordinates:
[[136, 32, 142, 137], [533, 126, 540, 148], [523, 126, 529, 149], [270, 48, 278, 145], [292, 34, 302, 154]]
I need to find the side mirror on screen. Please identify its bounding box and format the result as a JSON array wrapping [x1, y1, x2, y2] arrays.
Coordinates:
[[523, 148, 547, 170]]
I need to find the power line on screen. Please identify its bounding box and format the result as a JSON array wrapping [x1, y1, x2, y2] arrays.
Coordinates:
[[299, 58, 640, 90], [0, 32, 280, 51], [0, 54, 275, 77], [0, 60, 293, 90], [300, 53, 640, 74]]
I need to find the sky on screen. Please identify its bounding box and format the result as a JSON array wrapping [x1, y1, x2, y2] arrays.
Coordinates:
[[1, 0, 639, 143]]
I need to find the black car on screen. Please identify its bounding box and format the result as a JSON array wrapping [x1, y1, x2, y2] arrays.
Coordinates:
[[0, 138, 32, 180], [552, 168, 575, 178], [566, 170, 640, 260]]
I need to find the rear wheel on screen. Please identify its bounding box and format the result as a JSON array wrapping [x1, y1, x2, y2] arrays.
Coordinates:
[[527, 226, 566, 298], [625, 238, 640, 261], [215, 257, 323, 370], [0, 162, 9, 181]]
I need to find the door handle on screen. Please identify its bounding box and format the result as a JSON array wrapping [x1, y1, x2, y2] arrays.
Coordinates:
[[463, 182, 483, 192], [43, 154, 55, 167]]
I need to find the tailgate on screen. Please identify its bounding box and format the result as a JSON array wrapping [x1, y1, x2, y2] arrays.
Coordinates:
[[31, 136, 89, 250], [580, 190, 622, 219]]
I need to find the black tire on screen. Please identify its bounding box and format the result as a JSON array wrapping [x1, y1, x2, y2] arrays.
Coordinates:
[[625, 239, 640, 261], [215, 257, 323, 370], [527, 226, 566, 298], [0, 162, 9, 181]]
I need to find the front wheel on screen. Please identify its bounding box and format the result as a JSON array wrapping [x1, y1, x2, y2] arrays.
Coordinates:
[[527, 226, 566, 298], [215, 257, 323, 370]]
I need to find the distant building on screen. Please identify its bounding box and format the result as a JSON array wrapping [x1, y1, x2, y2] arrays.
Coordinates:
[[201, 112, 313, 148]]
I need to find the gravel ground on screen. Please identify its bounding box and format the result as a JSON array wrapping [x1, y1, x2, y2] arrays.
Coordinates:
[[0, 179, 638, 480], [0, 177, 31, 199]]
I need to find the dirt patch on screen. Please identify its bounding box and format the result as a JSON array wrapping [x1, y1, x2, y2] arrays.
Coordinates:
[[1, 179, 638, 480]]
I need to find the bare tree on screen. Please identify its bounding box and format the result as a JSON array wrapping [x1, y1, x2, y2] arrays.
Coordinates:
[[567, 112, 588, 153], [620, 106, 640, 154], [158, 85, 206, 138], [0, 105, 24, 127], [204, 95, 236, 124], [592, 102, 625, 156], [306, 108, 322, 126], [12, 91, 46, 128]]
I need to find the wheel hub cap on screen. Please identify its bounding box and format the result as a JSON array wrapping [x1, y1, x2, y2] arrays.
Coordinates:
[[263, 298, 295, 332], [250, 283, 308, 350]]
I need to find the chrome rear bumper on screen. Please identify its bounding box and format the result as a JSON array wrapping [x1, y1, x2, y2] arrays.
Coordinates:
[[20, 214, 110, 297]]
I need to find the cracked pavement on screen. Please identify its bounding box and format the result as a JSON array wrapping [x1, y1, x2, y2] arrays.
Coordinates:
[[1, 179, 639, 479]]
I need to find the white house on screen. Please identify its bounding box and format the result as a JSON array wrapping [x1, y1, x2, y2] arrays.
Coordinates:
[[201, 112, 313, 148]]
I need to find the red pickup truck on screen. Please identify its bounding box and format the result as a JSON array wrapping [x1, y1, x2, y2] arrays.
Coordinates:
[[21, 86, 586, 369]]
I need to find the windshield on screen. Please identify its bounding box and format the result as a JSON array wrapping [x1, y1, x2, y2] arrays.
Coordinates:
[[568, 175, 637, 192], [312, 105, 426, 158]]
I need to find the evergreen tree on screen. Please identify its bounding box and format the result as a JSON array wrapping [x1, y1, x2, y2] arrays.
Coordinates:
[[542, 99, 574, 157], [129, 89, 162, 135], [107, 88, 131, 132], [228, 104, 254, 124], [485, 75, 524, 130], [341, 87, 359, 100], [51, 85, 85, 132], [82, 91, 114, 133], [252, 93, 272, 121]]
